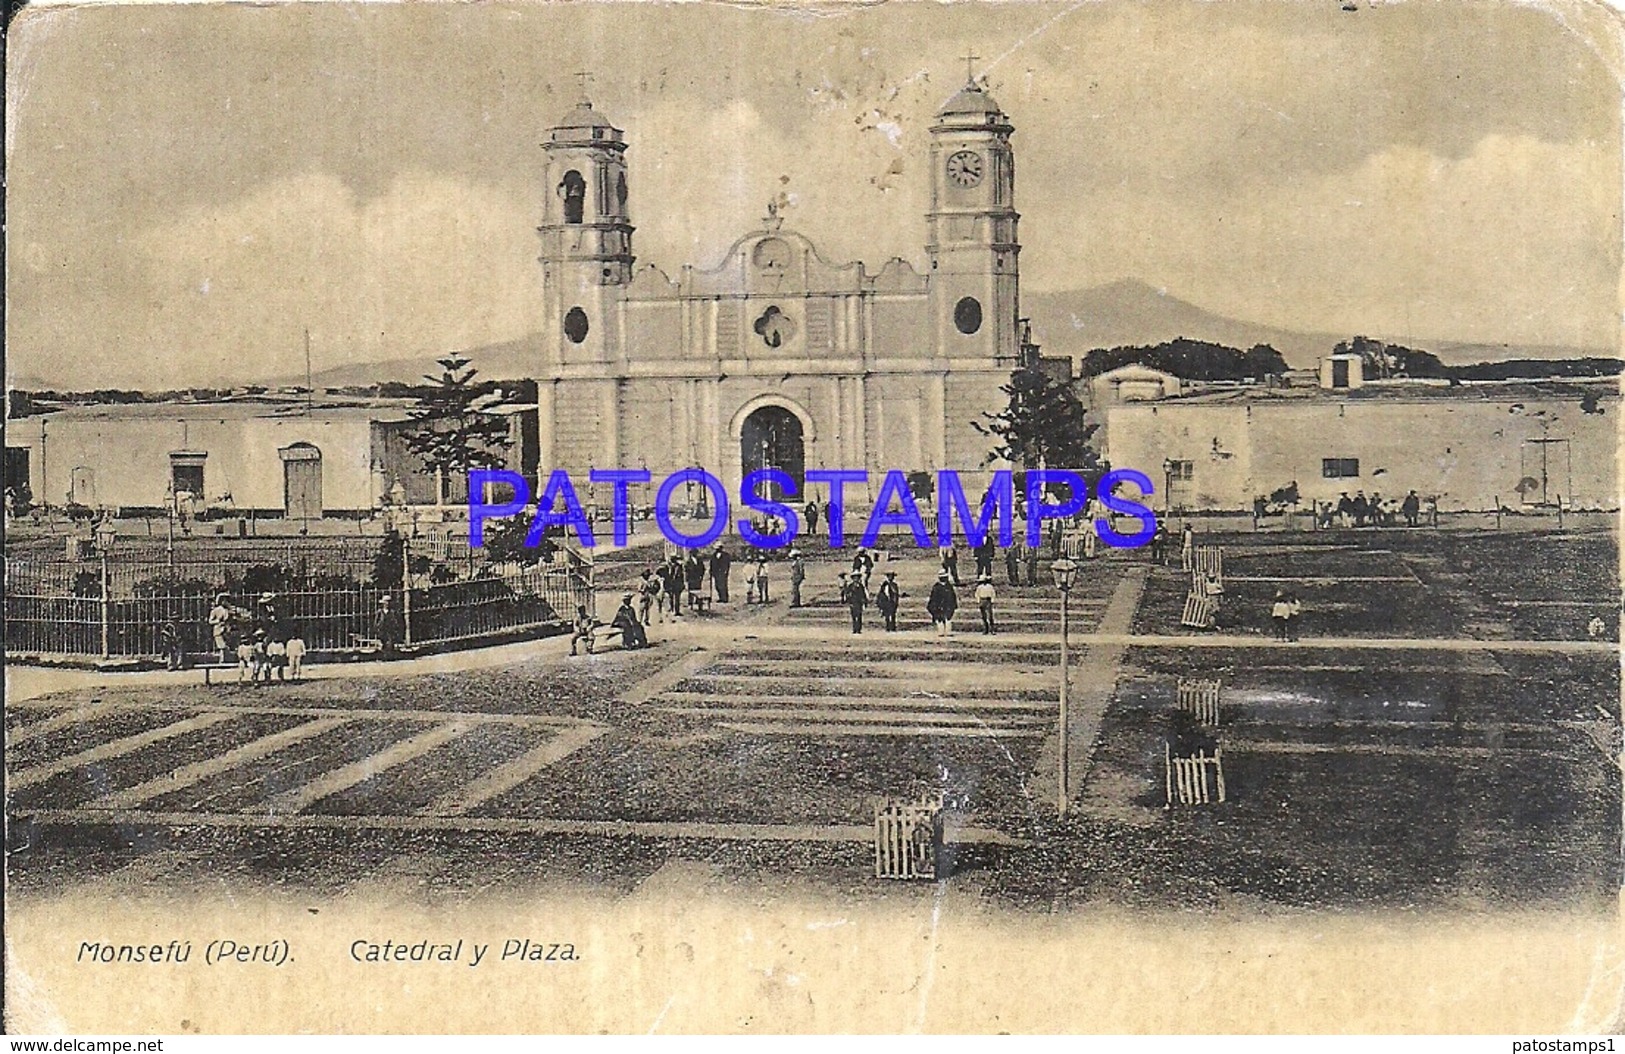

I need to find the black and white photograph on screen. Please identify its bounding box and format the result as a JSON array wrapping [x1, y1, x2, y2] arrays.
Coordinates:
[[4, 0, 1622, 1034]]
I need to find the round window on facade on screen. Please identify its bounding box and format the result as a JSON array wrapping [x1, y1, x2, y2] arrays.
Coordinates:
[[564, 306, 590, 344], [954, 296, 983, 335]]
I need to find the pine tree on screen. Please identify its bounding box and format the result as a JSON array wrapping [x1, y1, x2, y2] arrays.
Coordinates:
[[974, 366, 1104, 478], [403, 355, 514, 504]]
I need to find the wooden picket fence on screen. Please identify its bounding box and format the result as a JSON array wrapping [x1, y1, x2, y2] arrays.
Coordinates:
[[1179, 592, 1218, 629], [1164, 744, 1226, 806], [1191, 545, 1224, 584], [1176, 678, 1222, 726], [874, 794, 945, 880]]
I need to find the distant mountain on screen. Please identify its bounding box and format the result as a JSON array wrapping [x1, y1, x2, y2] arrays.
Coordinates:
[[1024, 279, 1615, 370], [295, 334, 543, 389]]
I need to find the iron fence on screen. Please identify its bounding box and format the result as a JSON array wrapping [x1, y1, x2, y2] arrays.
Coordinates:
[[4, 542, 590, 661]]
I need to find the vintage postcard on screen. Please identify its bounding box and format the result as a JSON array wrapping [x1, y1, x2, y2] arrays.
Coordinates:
[[4, 0, 1623, 1035]]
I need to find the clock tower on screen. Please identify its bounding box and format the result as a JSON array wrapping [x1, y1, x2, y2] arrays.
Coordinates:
[[538, 90, 635, 367], [926, 74, 1020, 366]]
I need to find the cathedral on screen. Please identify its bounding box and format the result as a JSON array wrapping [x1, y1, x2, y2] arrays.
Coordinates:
[[535, 75, 1031, 508]]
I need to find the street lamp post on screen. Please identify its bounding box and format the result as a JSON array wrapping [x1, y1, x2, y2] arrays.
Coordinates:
[[1051, 556, 1079, 819]]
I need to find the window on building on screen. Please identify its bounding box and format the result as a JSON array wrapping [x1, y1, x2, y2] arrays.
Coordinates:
[[1167, 459, 1194, 481], [1322, 457, 1360, 479], [559, 170, 586, 224], [171, 460, 205, 497]]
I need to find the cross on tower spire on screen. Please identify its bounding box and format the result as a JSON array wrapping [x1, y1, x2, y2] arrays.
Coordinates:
[[962, 50, 980, 86], [573, 70, 595, 100]]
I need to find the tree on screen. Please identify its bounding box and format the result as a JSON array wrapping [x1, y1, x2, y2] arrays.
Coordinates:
[[403, 355, 514, 504], [974, 366, 1104, 479], [1332, 336, 1448, 380]]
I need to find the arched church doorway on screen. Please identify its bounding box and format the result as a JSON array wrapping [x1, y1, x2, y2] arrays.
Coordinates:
[[740, 405, 805, 503]]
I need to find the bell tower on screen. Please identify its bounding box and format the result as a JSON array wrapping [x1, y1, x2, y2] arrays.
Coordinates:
[[926, 63, 1019, 366], [539, 79, 635, 366]]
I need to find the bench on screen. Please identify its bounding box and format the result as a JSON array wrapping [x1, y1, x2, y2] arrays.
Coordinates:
[[199, 662, 239, 686]]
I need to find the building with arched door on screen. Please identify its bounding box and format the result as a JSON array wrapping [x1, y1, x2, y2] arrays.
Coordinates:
[[536, 75, 1031, 508]]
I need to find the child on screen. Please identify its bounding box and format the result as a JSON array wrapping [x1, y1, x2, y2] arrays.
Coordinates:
[[233, 637, 253, 682], [250, 630, 272, 684], [1271, 591, 1291, 641], [266, 638, 288, 682]]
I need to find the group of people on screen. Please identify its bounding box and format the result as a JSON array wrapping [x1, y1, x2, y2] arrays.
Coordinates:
[[633, 546, 775, 622], [1319, 490, 1428, 529], [204, 592, 308, 683], [570, 594, 649, 655], [833, 565, 1001, 637]]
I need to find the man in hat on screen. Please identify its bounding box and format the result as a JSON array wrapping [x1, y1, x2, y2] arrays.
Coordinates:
[[610, 592, 648, 649], [805, 498, 821, 538], [927, 571, 958, 636], [683, 549, 707, 611], [637, 568, 660, 625], [840, 571, 867, 634], [876, 570, 902, 632], [975, 574, 998, 634], [1271, 590, 1291, 641], [709, 544, 733, 603], [375, 593, 404, 656], [788, 550, 806, 608], [661, 554, 684, 617], [1004, 544, 1021, 586]]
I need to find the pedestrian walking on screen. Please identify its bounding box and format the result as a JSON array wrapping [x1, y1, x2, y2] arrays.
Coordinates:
[[753, 556, 770, 603], [927, 571, 958, 636], [285, 633, 307, 680], [805, 499, 821, 537], [160, 617, 185, 671], [789, 550, 806, 608], [1150, 523, 1168, 564], [974, 538, 996, 579], [375, 594, 404, 656], [208, 593, 234, 663], [877, 571, 901, 631], [637, 569, 660, 625], [683, 550, 706, 611], [975, 575, 997, 634], [709, 545, 733, 603], [1402, 490, 1421, 528], [661, 555, 685, 616], [1004, 545, 1021, 585], [1336, 492, 1354, 528], [853, 548, 875, 592], [1179, 523, 1195, 571], [1271, 590, 1291, 641], [841, 573, 867, 634], [940, 543, 961, 585], [1024, 544, 1039, 586]]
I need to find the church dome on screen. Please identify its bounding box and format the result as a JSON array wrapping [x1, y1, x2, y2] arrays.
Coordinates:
[[555, 98, 616, 131], [937, 82, 1004, 118]]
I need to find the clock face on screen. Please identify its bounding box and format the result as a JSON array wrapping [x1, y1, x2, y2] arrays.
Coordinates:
[[946, 150, 984, 188]]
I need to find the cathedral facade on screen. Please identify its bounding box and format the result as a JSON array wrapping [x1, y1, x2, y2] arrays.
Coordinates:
[[534, 78, 1029, 508]]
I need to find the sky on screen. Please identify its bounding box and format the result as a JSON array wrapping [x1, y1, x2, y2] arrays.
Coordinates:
[[6, 0, 1622, 388]]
